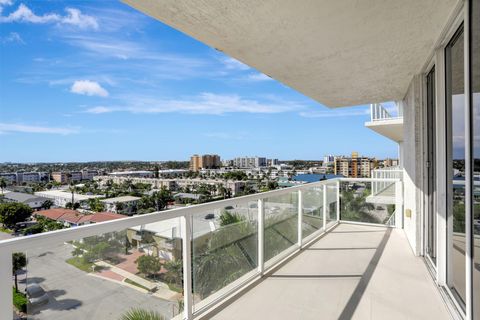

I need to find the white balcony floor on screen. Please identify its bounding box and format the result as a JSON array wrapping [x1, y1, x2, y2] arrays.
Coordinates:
[[209, 223, 451, 320]]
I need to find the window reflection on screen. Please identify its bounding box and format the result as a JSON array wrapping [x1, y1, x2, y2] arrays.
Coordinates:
[[446, 26, 466, 305]]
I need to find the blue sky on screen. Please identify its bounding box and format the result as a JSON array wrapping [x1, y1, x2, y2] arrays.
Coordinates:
[[0, 0, 397, 162]]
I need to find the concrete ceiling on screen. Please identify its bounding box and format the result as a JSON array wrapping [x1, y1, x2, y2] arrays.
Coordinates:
[[124, 0, 459, 108]]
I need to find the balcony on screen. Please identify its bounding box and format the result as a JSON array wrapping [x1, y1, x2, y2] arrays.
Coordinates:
[[365, 103, 404, 142], [0, 178, 450, 320]]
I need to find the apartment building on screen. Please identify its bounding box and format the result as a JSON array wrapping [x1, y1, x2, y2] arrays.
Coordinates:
[[334, 153, 377, 178], [190, 154, 221, 171], [94, 175, 176, 190], [81, 170, 99, 180], [233, 156, 267, 168], [0, 173, 16, 184], [51, 172, 70, 184], [34, 190, 103, 208], [100, 196, 141, 215], [0, 172, 49, 184]]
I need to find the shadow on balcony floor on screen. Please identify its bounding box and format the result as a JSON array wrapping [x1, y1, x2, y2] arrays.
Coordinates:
[[209, 223, 450, 320]]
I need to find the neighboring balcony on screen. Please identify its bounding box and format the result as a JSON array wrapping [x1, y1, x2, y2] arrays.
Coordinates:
[[0, 177, 450, 320], [365, 103, 404, 142]]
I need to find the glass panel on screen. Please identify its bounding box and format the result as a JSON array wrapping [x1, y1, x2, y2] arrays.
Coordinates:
[[426, 67, 437, 264], [471, 0, 480, 317], [340, 181, 396, 225], [326, 183, 338, 226], [446, 25, 466, 305], [192, 202, 258, 311], [264, 192, 298, 267], [302, 186, 324, 239], [23, 219, 183, 320]]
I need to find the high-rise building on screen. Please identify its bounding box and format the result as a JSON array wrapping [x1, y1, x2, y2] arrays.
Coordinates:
[[190, 154, 201, 171], [323, 155, 335, 165], [334, 153, 376, 178], [233, 156, 267, 168], [190, 154, 221, 171]]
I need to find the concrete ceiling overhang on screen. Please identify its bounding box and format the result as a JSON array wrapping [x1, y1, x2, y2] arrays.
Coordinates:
[[123, 0, 460, 108]]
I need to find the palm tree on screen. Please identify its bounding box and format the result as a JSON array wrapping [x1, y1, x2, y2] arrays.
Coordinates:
[[41, 199, 54, 210], [0, 177, 6, 194], [68, 182, 77, 206], [120, 308, 164, 320], [12, 253, 26, 292]]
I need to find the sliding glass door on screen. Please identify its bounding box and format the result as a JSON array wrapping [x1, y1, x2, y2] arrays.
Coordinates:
[[426, 67, 437, 265], [470, 0, 479, 318], [445, 24, 466, 307]]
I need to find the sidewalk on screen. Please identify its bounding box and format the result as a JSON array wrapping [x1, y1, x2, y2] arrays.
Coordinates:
[[95, 260, 157, 291]]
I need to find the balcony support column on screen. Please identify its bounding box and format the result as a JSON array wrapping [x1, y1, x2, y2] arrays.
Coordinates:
[[297, 190, 303, 248], [394, 180, 403, 229], [0, 249, 12, 320], [258, 199, 264, 275], [323, 184, 327, 230], [181, 215, 193, 319]]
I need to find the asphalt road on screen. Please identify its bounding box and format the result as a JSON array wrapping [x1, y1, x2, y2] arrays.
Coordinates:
[[25, 243, 177, 320]]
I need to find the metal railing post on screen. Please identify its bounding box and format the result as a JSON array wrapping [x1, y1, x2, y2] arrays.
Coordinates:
[[181, 216, 193, 319], [323, 184, 327, 230], [258, 199, 265, 275], [336, 181, 340, 221], [0, 250, 12, 320], [297, 190, 303, 248], [370, 103, 374, 121]]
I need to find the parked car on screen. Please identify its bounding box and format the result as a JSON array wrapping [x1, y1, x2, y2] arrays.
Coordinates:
[[26, 283, 49, 307], [204, 213, 215, 220]]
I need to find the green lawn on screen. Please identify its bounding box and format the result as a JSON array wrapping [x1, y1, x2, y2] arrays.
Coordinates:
[[0, 226, 12, 234], [124, 278, 150, 291], [167, 283, 183, 293], [13, 288, 27, 313], [66, 257, 95, 273]]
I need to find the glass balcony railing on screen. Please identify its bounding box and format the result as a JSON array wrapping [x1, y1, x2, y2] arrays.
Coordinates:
[[369, 103, 403, 121], [0, 177, 402, 320]]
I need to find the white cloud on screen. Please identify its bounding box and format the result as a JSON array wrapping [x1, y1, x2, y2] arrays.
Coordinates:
[[85, 93, 305, 115], [220, 57, 250, 70], [71, 80, 108, 97], [0, 4, 98, 29], [0, 0, 13, 14], [245, 73, 272, 81], [0, 123, 78, 135], [85, 106, 113, 114], [61, 8, 98, 29], [2, 31, 24, 44]]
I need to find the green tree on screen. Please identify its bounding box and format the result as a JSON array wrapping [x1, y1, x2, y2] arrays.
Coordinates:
[[88, 198, 105, 212], [151, 187, 172, 211], [340, 187, 377, 223], [219, 210, 245, 226], [163, 259, 182, 286], [135, 255, 161, 278], [0, 203, 33, 229], [0, 178, 7, 194], [12, 253, 26, 292], [41, 199, 54, 210]]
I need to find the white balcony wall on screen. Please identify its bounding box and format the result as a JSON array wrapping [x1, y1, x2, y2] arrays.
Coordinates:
[[401, 75, 424, 255]]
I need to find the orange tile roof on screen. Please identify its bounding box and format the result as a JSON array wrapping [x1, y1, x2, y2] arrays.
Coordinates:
[[35, 209, 125, 225], [35, 208, 79, 221]]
